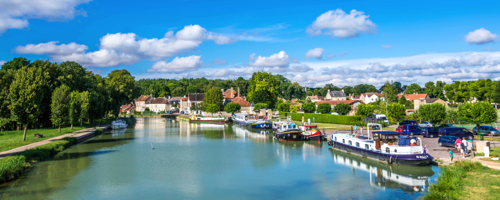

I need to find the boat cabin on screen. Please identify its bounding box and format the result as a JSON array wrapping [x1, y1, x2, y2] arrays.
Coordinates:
[[299, 125, 318, 132], [372, 131, 422, 154]]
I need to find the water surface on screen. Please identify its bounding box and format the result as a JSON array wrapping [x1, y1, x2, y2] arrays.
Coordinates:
[[0, 117, 440, 199]]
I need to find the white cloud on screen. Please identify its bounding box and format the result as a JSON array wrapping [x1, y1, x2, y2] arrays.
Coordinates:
[[446, 71, 491, 79], [381, 45, 393, 49], [305, 48, 324, 59], [290, 64, 313, 72], [465, 28, 497, 44], [0, 60, 5, 66], [212, 59, 227, 65], [306, 9, 376, 39], [147, 55, 202, 73], [249, 51, 289, 68], [15, 25, 233, 67], [0, 0, 91, 33], [340, 51, 348, 56], [15, 41, 88, 55], [186, 71, 207, 78], [477, 65, 500, 73]]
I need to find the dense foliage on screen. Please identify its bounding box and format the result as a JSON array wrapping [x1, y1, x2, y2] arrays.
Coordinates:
[[203, 86, 224, 110], [224, 102, 241, 114], [457, 102, 498, 130], [419, 104, 447, 126], [317, 103, 331, 114], [387, 103, 406, 124], [290, 105, 299, 113], [302, 102, 316, 113], [332, 103, 351, 115], [277, 103, 290, 112], [254, 103, 268, 110], [356, 104, 375, 118]]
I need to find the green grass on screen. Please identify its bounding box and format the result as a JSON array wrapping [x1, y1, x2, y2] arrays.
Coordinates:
[[473, 135, 500, 142], [0, 118, 113, 152], [462, 166, 500, 200]]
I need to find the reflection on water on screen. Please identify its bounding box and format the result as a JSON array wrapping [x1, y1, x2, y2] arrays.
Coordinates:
[[0, 118, 440, 200]]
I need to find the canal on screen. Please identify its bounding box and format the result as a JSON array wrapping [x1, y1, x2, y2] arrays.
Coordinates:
[[0, 117, 441, 199]]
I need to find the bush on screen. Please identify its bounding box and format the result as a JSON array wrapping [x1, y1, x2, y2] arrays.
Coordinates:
[[332, 103, 352, 115], [0, 155, 29, 183], [280, 112, 364, 125], [290, 105, 299, 113], [94, 128, 103, 135], [317, 103, 331, 114], [302, 102, 316, 113], [277, 103, 290, 112], [254, 103, 268, 110]]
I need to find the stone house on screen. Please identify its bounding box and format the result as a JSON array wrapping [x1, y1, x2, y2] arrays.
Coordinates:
[[135, 94, 153, 112], [306, 96, 324, 102], [187, 93, 205, 114], [325, 90, 346, 101], [149, 97, 170, 113], [414, 98, 449, 110]]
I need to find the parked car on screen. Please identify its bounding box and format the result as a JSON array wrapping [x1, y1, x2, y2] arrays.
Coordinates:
[[400, 120, 418, 126], [438, 124, 456, 128], [421, 127, 440, 138], [396, 125, 403, 133], [438, 135, 458, 147], [401, 125, 421, 135], [180, 111, 184, 114], [472, 126, 500, 135], [419, 121, 433, 128], [438, 127, 474, 140]]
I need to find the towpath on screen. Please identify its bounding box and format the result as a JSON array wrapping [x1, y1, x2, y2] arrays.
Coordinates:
[[0, 125, 110, 158]]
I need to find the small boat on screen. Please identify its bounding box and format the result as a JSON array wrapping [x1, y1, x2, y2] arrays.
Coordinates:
[[233, 113, 272, 129], [189, 115, 229, 124], [328, 131, 433, 166], [111, 120, 127, 129], [273, 121, 302, 141], [299, 124, 323, 141]]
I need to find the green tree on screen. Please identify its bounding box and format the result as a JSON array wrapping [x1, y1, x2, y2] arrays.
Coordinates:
[[405, 83, 423, 94], [382, 81, 398, 103], [0, 57, 30, 71], [444, 84, 456, 104], [224, 102, 241, 114], [356, 104, 375, 118], [79, 91, 90, 127], [9, 66, 47, 141], [290, 105, 300, 113], [171, 87, 185, 97], [277, 103, 290, 112], [247, 72, 279, 108], [317, 103, 331, 114], [419, 103, 446, 127], [492, 81, 500, 106], [205, 104, 220, 117], [425, 81, 436, 98], [434, 81, 446, 101], [105, 70, 137, 118], [333, 103, 352, 115], [254, 103, 268, 110], [387, 103, 406, 124], [0, 70, 15, 131], [302, 102, 316, 113], [50, 85, 71, 133], [398, 95, 410, 106], [457, 102, 498, 135], [203, 86, 224, 110], [69, 91, 81, 129]]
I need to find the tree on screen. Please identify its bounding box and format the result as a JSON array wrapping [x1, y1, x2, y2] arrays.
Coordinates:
[[247, 72, 279, 108], [382, 81, 398, 103], [205, 104, 219, 117], [171, 87, 185, 97], [419, 104, 446, 127], [277, 103, 290, 112], [492, 81, 500, 106], [398, 95, 410, 106], [387, 103, 406, 124], [434, 81, 446, 101], [9, 66, 47, 141], [444, 84, 456, 104], [356, 104, 375, 118], [0, 70, 15, 131], [224, 102, 241, 114], [254, 103, 268, 110], [425, 81, 436, 97], [333, 103, 352, 115], [302, 102, 316, 113], [203, 86, 224, 110], [79, 91, 90, 127], [50, 85, 71, 133], [317, 103, 331, 114], [69, 91, 81, 129], [405, 83, 422, 94], [290, 105, 300, 113], [0, 57, 30, 71], [457, 102, 498, 135], [105, 69, 137, 118]]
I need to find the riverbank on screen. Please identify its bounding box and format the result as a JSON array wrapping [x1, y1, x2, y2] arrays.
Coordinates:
[[424, 161, 500, 200]]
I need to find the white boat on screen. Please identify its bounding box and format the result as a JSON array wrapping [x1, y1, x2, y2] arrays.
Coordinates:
[[111, 120, 128, 129]]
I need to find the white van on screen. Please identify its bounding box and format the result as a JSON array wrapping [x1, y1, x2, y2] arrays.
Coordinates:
[[372, 114, 389, 125]]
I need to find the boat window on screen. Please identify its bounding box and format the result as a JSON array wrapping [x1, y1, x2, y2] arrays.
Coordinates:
[[342, 139, 345, 144], [335, 137, 337, 141], [394, 149, 397, 153], [348, 141, 352, 145], [386, 147, 390, 153], [356, 142, 360, 147], [365, 144, 369, 149]]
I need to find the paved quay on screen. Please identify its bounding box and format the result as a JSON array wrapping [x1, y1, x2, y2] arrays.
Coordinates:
[[0, 125, 110, 158]]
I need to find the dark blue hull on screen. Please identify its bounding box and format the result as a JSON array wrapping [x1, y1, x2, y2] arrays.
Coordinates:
[[328, 141, 433, 166], [252, 122, 272, 129]]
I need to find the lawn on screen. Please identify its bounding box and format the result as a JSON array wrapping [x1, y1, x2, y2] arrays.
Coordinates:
[[473, 135, 500, 142], [477, 146, 500, 163], [462, 167, 500, 200], [0, 118, 113, 152]]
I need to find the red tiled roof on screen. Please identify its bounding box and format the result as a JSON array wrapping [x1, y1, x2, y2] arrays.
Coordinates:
[[136, 95, 151, 101], [170, 97, 184, 101], [223, 89, 237, 99], [397, 94, 428, 101], [232, 97, 251, 107], [315, 100, 361, 106], [307, 96, 324, 100], [150, 97, 168, 104]]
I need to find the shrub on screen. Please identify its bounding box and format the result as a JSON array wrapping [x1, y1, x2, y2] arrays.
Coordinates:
[[254, 103, 268, 110], [94, 128, 103, 135], [277, 103, 290, 112], [317, 103, 331, 114], [290, 105, 300, 113], [333, 103, 352, 115], [302, 102, 316, 113], [0, 155, 29, 183]]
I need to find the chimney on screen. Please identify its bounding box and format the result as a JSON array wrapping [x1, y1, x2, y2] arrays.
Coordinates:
[[238, 87, 240, 97], [168, 96, 171, 99], [341, 89, 344, 93], [221, 89, 224, 93], [231, 87, 234, 98]]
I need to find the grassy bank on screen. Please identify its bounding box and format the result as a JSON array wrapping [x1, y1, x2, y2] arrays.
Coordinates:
[[424, 161, 500, 200], [0, 118, 113, 152], [0, 137, 77, 184]]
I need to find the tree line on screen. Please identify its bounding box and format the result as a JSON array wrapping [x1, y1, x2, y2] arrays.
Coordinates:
[[0, 57, 138, 140]]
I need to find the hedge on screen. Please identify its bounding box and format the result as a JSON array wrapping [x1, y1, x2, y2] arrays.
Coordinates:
[[279, 112, 365, 126], [0, 137, 77, 184]]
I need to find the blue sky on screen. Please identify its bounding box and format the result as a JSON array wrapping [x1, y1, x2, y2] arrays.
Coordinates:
[[1, 0, 500, 87]]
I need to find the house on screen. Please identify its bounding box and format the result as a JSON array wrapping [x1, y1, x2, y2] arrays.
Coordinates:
[[348, 94, 361, 101], [223, 87, 241, 104], [325, 89, 346, 101], [232, 96, 254, 114], [397, 93, 429, 102], [414, 98, 449, 110], [179, 97, 188, 113], [315, 100, 362, 115], [135, 94, 153, 112], [149, 97, 170, 113], [306, 96, 324, 102], [360, 93, 385, 104], [291, 99, 302, 107], [169, 96, 183, 105], [120, 104, 134, 114], [187, 93, 205, 114]]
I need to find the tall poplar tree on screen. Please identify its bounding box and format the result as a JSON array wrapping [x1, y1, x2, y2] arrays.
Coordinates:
[[50, 85, 71, 133], [69, 91, 81, 129]]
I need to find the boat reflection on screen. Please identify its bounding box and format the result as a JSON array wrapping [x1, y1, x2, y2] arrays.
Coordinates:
[[329, 148, 434, 193], [232, 125, 271, 142]]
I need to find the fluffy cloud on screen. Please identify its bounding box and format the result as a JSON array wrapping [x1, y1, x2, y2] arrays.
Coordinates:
[[305, 48, 324, 59], [306, 9, 376, 39], [465, 28, 497, 44], [147, 55, 202, 73], [381, 45, 393, 49], [212, 59, 227, 65], [15, 25, 233, 67], [249, 51, 289, 67], [0, 60, 5, 66], [0, 0, 91, 33]]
